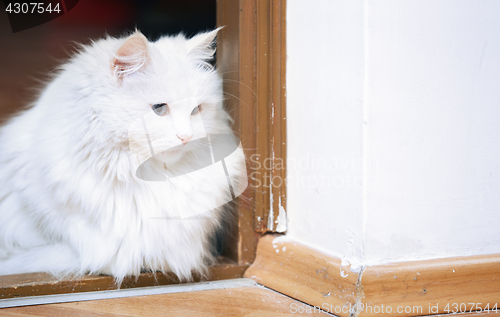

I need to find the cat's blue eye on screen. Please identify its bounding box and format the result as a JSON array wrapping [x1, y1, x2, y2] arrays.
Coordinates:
[[191, 105, 201, 115], [152, 103, 168, 116]]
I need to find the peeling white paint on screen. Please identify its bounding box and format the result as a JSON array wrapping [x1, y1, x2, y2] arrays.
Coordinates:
[[268, 137, 276, 232], [276, 196, 287, 233], [344, 230, 364, 271], [340, 258, 362, 274], [349, 262, 362, 273], [268, 191, 274, 231], [341, 258, 350, 267], [272, 235, 291, 244], [340, 268, 349, 278]]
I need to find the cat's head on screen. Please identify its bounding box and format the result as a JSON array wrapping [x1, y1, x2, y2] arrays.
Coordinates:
[[90, 29, 230, 167]]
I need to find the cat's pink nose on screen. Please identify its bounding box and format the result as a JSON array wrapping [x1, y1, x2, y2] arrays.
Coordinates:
[[177, 134, 192, 145]]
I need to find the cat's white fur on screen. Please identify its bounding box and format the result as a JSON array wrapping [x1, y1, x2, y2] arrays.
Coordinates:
[[0, 29, 242, 284]]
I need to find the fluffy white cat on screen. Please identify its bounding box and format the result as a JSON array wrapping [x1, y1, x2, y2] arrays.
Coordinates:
[[0, 29, 246, 284]]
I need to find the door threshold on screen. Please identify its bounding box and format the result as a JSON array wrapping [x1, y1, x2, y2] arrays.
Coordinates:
[[0, 278, 257, 308]]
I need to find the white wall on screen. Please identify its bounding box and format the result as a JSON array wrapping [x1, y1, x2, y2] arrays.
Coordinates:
[[286, 0, 365, 267], [286, 0, 500, 267]]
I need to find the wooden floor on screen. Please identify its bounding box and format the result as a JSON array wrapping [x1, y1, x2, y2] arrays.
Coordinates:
[[1, 284, 496, 316], [1, 286, 331, 317]]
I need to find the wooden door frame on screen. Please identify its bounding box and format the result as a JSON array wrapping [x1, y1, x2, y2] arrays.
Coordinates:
[[217, 0, 287, 265]]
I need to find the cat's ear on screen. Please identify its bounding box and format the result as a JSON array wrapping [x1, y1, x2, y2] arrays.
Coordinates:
[[186, 27, 223, 62], [112, 31, 149, 78]]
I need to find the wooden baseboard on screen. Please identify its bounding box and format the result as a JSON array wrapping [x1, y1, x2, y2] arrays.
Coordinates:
[[244, 234, 500, 317], [244, 234, 360, 317], [360, 254, 500, 317]]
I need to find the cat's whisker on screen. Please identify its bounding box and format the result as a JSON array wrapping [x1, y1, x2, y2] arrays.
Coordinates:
[[223, 92, 251, 109], [216, 70, 240, 76], [221, 79, 259, 100]]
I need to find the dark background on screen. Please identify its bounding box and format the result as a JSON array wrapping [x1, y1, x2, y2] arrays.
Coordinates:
[[0, 0, 216, 120]]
